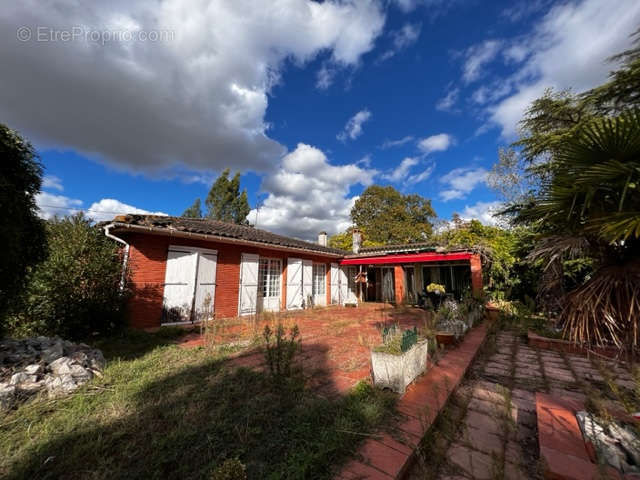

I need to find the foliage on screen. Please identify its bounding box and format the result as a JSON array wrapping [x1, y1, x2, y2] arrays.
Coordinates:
[[181, 197, 202, 218], [6, 213, 128, 339], [433, 219, 520, 298], [350, 185, 437, 244], [374, 325, 418, 355], [0, 340, 396, 479], [211, 458, 247, 480], [327, 226, 383, 251], [517, 111, 640, 350], [0, 124, 47, 331], [205, 168, 251, 224], [263, 323, 300, 379]]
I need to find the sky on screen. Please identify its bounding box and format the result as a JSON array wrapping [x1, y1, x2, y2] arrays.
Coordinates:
[[1, 0, 639, 241]]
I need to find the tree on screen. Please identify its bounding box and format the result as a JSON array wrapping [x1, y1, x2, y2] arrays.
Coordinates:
[[0, 124, 47, 330], [519, 111, 640, 351], [350, 186, 436, 244], [205, 169, 251, 224], [6, 213, 129, 338], [182, 198, 202, 218], [327, 227, 382, 251]]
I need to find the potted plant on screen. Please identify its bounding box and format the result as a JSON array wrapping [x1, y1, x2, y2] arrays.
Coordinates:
[[425, 283, 446, 309], [370, 325, 429, 394], [435, 299, 468, 345]]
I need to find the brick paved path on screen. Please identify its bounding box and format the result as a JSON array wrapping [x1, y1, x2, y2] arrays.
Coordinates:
[[407, 330, 634, 480]]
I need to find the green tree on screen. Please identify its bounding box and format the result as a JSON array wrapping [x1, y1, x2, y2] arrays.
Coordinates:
[[7, 213, 129, 338], [181, 198, 202, 218], [519, 111, 640, 350], [205, 169, 251, 224], [0, 124, 47, 330], [350, 185, 436, 244], [328, 227, 383, 251]]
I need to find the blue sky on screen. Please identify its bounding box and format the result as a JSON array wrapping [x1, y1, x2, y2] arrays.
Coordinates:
[[2, 0, 639, 240]]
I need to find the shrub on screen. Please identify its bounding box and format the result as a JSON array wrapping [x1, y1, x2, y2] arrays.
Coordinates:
[[263, 323, 300, 379], [211, 458, 247, 480], [6, 213, 128, 338]]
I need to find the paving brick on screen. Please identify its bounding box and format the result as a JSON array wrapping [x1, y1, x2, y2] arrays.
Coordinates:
[[464, 426, 503, 455], [464, 410, 503, 436], [539, 445, 598, 480], [447, 443, 495, 480], [358, 439, 408, 478], [536, 393, 590, 462], [338, 459, 394, 479]]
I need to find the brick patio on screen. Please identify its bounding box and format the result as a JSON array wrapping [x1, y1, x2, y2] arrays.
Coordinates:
[[179, 303, 433, 395], [406, 330, 637, 480]]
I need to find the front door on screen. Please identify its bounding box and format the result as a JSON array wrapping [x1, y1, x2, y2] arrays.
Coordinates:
[[258, 257, 281, 312], [381, 267, 395, 303]]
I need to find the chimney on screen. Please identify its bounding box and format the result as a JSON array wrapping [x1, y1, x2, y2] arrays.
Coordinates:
[[318, 231, 327, 247], [352, 228, 361, 253]]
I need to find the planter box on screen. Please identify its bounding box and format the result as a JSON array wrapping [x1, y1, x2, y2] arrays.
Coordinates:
[[371, 340, 429, 394]]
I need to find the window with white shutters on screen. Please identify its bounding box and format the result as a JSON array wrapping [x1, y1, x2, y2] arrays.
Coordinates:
[[312, 264, 326, 295]]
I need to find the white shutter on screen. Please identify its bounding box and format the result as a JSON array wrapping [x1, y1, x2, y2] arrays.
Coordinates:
[[238, 253, 259, 315], [302, 260, 313, 307], [286, 258, 303, 309], [162, 249, 197, 323], [339, 267, 349, 305], [330, 263, 340, 304], [193, 252, 217, 322]]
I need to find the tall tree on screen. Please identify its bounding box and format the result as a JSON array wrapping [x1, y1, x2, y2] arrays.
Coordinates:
[[205, 169, 251, 224], [181, 198, 202, 218], [0, 124, 47, 330], [350, 185, 436, 244]]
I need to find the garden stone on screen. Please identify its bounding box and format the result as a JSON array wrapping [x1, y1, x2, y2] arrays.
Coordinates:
[[0, 383, 16, 410], [24, 364, 43, 375], [49, 357, 74, 375], [10, 372, 37, 386], [42, 343, 64, 363], [17, 380, 44, 395], [45, 374, 78, 397]]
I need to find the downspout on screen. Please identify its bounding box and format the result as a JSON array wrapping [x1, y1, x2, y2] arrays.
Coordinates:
[[104, 224, 129, 291]]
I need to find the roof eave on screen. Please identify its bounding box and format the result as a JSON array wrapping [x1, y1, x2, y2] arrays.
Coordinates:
[[105, 222, 345, 258]]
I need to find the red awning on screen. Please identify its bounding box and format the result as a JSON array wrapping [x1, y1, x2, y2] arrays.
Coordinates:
[[340, 252, 472, 265]]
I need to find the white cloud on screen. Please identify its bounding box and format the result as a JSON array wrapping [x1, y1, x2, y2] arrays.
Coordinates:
[[382, 157, 419, 182], [487, 0, 640, 138], [378, 23, 421, 62], [337, 109, 372, 141], [439, 167, 488, 201], [42, 175, 64, 191], [86, 199, 167, 222], [380, 135, 414, 149], [408, 163, 435, 184], [436, 88, 459, 112], [0, 0, 386, 173], [462, 39, 502, 83], [252, 143, 375, 240], [458, 200, 504, 226], [36, 192, 83, 219], [316, 64, 336, 90], [417, 133, 453, 154]]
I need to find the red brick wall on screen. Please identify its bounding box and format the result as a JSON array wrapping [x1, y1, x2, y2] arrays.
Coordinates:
[[125, 233, 337, 328]]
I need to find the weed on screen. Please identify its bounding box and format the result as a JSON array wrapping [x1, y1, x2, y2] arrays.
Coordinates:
[[263, 323, 300, 380]]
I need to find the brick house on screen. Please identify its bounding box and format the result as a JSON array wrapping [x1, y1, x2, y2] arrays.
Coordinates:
[[103, 215, 482, 329]]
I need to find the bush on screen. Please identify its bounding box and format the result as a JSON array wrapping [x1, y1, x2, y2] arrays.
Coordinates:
[[263, 323, 300, 380], [6, 213, 128, 338], [211, 458, 247, 480]]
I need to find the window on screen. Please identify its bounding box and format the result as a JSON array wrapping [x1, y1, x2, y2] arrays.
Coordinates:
[[258, 258, 281, 298], [312, 263, 326, 295]]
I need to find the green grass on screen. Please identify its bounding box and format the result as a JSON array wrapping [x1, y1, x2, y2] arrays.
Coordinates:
[[0, 331, 396, 480]]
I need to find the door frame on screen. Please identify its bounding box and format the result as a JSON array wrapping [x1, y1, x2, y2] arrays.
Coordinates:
[[258, 257, 282, 312]]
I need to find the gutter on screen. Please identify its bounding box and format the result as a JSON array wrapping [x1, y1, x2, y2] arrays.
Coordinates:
[[104, 223, 130, 291], [107, 222, 345, 259]]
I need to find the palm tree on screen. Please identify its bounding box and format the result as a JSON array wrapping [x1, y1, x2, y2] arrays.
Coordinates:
[[520, 111, 640, 352]]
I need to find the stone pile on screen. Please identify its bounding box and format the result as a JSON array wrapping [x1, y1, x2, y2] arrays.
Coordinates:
[[0, 336, 105, 411]]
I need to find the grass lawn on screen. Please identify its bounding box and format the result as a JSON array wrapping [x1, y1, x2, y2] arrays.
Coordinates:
[[0, 329, 397, 480]]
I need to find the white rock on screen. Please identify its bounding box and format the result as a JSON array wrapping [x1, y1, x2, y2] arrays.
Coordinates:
[[44, 374, 78, 397], [0, 384, 16, 410], [49, 357, 73, 375], [9, 372, 37, 386], [23, 364, 43, 375]]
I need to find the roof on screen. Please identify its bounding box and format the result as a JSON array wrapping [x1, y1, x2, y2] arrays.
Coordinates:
[[347, 242, 472, 258], [105, 215, 347, 256]]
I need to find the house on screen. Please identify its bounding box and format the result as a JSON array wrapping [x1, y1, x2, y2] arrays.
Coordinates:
[[102, 215, 482, 329]]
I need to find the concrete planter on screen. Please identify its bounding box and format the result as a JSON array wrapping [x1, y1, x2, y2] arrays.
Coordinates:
[[371, 340, 429, 394]]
